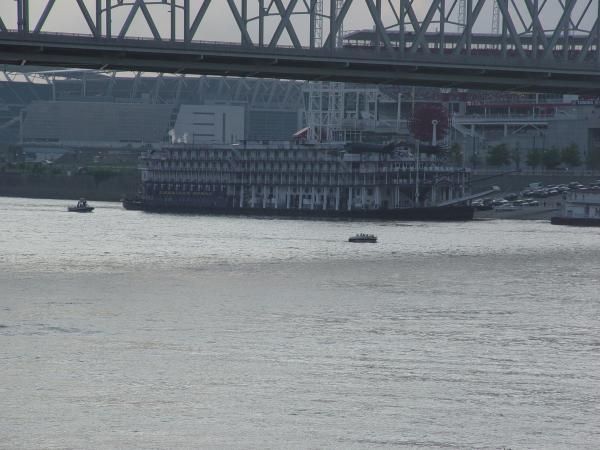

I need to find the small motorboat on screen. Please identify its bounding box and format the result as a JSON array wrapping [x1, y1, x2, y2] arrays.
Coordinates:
[[348, 233, 377, 243], [68, 198, 94, 213]]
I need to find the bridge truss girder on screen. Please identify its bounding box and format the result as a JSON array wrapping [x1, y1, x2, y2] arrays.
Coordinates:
[[2, 1, 598, 54], [2, 1, 600, 93]]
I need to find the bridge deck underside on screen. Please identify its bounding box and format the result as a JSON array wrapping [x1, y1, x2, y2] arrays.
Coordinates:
[[1, 33, 600, 93], [4, 0, 600, 92]]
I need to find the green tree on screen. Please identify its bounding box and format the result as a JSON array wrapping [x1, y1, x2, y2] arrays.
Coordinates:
[[30, 163, 47, 174], [587, 148, 600, 170], [526, 148, 542, 169], [88, 167, 117, 184], [542, 147, 562, 170], [561, 144, 581, 167], [448, 142, 463, 165], [486, 143, 511, 166], [511, 146, 522, 169], [469, 152, 481, 168]]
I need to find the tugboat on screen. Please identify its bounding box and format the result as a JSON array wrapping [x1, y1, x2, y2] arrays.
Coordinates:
[[348, 233, 377, 243], [68, 198, 94, 213]]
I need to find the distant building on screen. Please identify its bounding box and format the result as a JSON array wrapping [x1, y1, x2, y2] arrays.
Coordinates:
[[0, 70, 304, 159], [23, 101, 173, 147], [173, 105, 244, 145]]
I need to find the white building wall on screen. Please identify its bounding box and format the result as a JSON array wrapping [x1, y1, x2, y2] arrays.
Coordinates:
[[173, 105, 245, 144], [23, 101, 174, 145]]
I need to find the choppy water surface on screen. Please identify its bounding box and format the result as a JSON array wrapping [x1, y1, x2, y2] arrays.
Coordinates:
[[1, 197, 599, 449]]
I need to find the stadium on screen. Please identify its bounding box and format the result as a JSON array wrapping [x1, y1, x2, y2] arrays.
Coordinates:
[[1, 67, 600, 171]]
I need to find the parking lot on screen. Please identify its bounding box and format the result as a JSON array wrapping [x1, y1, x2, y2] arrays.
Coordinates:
[[473, 180, 600, 219]]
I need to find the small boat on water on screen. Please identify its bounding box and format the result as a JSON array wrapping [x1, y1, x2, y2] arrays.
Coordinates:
[[68, 198, 94, 213], [349, 233, 377, 243]]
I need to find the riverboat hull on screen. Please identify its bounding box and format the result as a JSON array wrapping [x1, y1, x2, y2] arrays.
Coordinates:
[[122, 198, 474, 221], [550, 216, 600, 226]]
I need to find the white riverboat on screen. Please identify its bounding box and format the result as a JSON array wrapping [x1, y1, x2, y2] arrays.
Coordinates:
[[551, 188, 600, 226], [123, 142, 475, 221]]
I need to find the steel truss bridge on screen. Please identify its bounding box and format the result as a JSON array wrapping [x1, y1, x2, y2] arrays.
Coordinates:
[[2, 1, 600, 93]]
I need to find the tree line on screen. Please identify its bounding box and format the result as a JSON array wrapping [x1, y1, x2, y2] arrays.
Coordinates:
[[482, 143, 600, 170]]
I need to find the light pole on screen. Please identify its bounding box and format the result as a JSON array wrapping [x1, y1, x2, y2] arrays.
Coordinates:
[[429, 120, 439, 206], [415, 139, 420, 207], [396, 93, 403, 132]]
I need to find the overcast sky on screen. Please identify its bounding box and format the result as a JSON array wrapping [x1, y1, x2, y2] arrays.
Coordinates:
[[0, 1, 590, 45]]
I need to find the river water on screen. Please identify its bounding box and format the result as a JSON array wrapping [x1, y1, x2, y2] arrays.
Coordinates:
[[1, 197, 599, 449]]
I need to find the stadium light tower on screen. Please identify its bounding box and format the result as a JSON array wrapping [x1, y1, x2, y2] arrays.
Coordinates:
[[335, 0, 344, 48], [313, 0, 344, 48], [457, 0, 466, 32], [491, 1, 501, 35], [314, 0, 323, 47], [306, 0, 346, 143], [458, 0, 500, 35]]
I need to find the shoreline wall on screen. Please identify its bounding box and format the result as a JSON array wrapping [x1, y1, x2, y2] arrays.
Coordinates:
[[0, 172, 139, 202]]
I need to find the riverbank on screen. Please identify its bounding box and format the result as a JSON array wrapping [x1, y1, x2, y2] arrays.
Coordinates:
[[474, 206, 559, 220]]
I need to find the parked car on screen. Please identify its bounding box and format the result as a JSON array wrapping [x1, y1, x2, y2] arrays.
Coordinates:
[[473, 199, 493, 211], [495, 204, 517, 212]]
